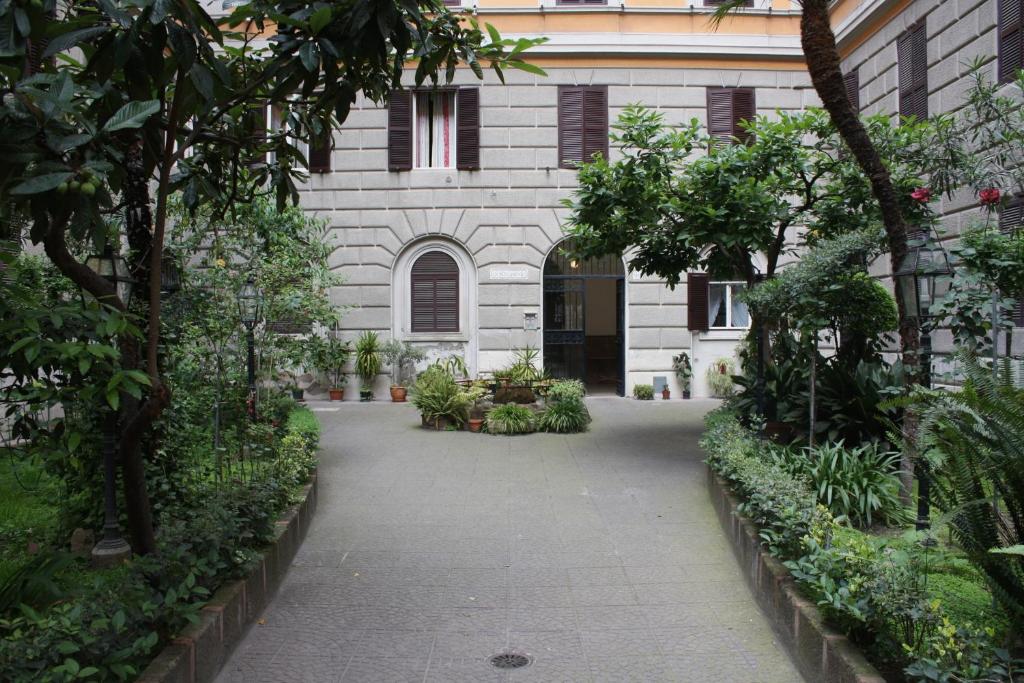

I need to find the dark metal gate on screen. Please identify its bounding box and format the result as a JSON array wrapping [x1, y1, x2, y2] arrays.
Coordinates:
[[542, 242, 625, 395]]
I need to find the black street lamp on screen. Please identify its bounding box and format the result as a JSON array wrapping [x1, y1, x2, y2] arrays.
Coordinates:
[[84, 246, 135, 306], [752, 271, 768, 430], [894, 227, 953, 532], [84, 245, 134, 567], [237, 276, 264, 422]]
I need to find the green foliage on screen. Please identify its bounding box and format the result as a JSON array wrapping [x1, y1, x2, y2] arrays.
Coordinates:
[[702, 409, 1016, 680], [544, 379, 586, 403], [354, 331, 382, 383], [486, 404, 536, 435], [380, 340, 427, 387], [538, 398, 590, 433], [308, 335, 352, 389], [925, 572, 1010, 638], [563, 106, 931, 288], [0, 406, 320, 681], [769, 442, 910, 528], [904, 354, 1024, 627], [672, 352, 692, 389], [410, 366, 481, 428], [497, 346, 545, 383], [705, 358, 736, 398], [904, 618, 1023, 683], [633, 384, 654, 400]]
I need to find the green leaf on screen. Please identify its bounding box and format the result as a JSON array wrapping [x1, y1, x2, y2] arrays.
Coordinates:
[[10, 172, 73, 195], [102, 100, 160, 132], [78, 667, 99, 678], [990, 545, 1024, 556], [309, 6, 332, 34], [299, 41, 318, 72], [42, 26, 110, 58], [67, 432, 81, 453], [506, 60, 546, 77]]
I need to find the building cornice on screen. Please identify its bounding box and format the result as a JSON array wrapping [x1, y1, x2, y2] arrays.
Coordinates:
[[831, 0, 906, 55], [500, 31, 804, 58]]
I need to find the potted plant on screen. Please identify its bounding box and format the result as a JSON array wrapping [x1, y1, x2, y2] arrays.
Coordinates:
[[706, 357, 736, 398], [354, 331, 381, 401], [278, 337, 309, 402], [662, 386, 671, 400], [313, 335, 351, 401], [672, 352, 692, 399], [633, 384, 654, 400], [380, 339, 427, 402]]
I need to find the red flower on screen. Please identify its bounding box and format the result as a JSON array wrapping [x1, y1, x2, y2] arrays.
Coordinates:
[[911, 187, 932, 203], [979, 187, 1001, 205]]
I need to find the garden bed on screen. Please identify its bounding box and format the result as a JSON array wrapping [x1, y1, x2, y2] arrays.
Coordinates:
[[701, 408, 1019, 682]]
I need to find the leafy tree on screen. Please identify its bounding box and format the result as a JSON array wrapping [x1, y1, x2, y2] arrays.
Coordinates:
[[0, 0, 542, 553], [711, 0, 921, 383]]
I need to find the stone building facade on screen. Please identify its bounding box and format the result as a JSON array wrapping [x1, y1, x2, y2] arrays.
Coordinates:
[[260, 0, 1022, 397]]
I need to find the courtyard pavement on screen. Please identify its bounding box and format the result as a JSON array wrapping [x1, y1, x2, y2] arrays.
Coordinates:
[[216, 398, 803, 683]]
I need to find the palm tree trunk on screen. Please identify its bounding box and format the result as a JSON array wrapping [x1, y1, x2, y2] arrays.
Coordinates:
[[799, 0, 919, 498]]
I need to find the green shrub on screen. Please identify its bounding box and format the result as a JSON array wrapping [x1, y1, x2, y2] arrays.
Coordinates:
[[486, 404, 536, 435], [769, 441, 910, 528], [539, 398, 590, 433], [545, 379, 586, 403], [633, 384, 654, 400], [925, 572, 1009, 638], [411, 366, 481, 428], [285, 407, 320, 442]]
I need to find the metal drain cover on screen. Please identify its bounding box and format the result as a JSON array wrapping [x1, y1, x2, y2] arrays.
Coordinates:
[[489, 651, 531, 669]]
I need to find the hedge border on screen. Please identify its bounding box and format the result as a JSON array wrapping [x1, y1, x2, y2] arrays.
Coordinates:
[[137, 472, 319, 683], [706, 466, 887, 683]]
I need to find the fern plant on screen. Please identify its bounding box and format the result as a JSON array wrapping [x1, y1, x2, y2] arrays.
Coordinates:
[[486, 403, 535, 435], [410, 366, 480, 428], [539, 397, 590, 433], [907, 353, 1024, 626]]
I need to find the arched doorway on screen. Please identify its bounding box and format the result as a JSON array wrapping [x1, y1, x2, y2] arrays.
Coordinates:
[[543, 240, 625, 396]]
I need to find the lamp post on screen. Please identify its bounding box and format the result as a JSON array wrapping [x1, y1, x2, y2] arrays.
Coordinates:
[[752, 272, 768, 429], [83, 245, 134, 567], [894, 227, 953, 532], [237, 276, 264, 422]]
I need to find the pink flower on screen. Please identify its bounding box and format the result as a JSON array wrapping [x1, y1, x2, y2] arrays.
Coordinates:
[[911, 187, 932, 203], [979, 187, 1001, 205]]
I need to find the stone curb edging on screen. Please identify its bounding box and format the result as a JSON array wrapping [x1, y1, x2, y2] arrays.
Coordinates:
[[706, 466, 887, 683], [137, 473, 319, 683]]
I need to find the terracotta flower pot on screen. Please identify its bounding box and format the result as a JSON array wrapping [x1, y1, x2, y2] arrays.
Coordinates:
[[662, 388, 671, 400], [329, 388, 344, 401], [467, 418, 484, 433], [390, 386, 408, 402]]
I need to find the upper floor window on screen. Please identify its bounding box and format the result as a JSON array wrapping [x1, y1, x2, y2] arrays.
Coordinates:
[[411, 251, 460, 333], [843, 69, 860, 111], [897, 22, 928, 120], [706, 87, 756, 147], [388, 88, 479, 171], [999, 0, 1024, 83], [556, 0, 607, 4], [558, 85, 608, 169], [415, 91, 455, 169]]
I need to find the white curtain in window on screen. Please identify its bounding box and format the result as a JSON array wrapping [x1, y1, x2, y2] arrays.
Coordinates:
[[415, 92, 454, 168], [708, 283, 726, 327], [730, 285, 750, 327]]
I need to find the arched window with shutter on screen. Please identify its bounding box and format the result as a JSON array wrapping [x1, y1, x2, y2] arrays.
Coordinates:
[[410, 251, 460, 332]]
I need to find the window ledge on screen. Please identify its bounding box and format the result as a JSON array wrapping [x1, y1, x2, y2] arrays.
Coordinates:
[[404, 332, 470, 343], [699, 329, 749, 341]]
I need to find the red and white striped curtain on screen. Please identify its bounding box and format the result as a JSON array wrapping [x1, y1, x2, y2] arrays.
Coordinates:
[[415, 92, 455, 168]]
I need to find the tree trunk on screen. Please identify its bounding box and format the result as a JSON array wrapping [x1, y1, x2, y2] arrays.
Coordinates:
[[800, 0, 920, 499]]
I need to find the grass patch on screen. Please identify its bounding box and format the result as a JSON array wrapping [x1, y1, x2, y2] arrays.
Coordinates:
[[0, 451, 60, 586]]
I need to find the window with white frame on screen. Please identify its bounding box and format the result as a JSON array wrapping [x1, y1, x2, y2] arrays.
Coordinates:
[[708, 282, 750, 329], [415, 91, 456, 169]]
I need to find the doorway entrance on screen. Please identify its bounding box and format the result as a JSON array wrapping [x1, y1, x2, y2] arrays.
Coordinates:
[[542, 241, 625, 395]]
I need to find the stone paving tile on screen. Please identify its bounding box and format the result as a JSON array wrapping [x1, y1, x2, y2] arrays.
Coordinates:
[[216, 399, 803, 683]]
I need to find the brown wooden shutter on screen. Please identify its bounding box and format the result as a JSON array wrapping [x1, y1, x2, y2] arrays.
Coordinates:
[[999, 0, 1024, 83], [456, 87, 480, 170], [1000, 198, 1024, 326], [704, 0, 753, 7], [707, 88, 755, 147], [583, 86, 609, 163], [843, 69, 860, 111], [898, 23, 928, 120], [308, 127, 332, 173], [731, 88, 756, 145], [557, 0, 608, 5], [558, 86, 585, 169], [687, 273, 710, 332], [411, 251, 459, 332], [388, 90, 413, 171]]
